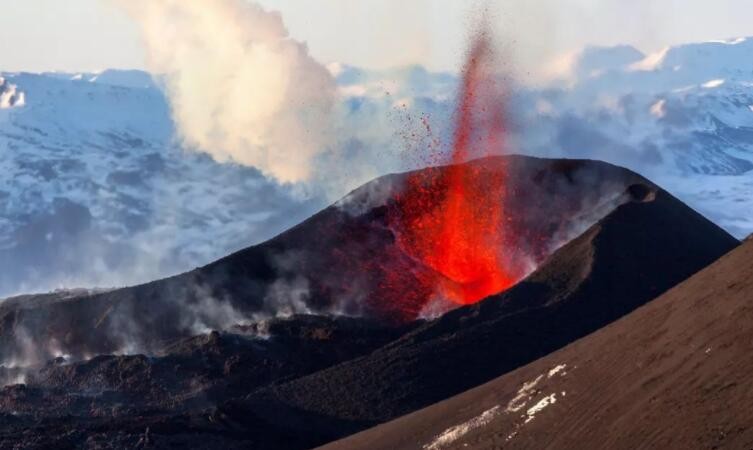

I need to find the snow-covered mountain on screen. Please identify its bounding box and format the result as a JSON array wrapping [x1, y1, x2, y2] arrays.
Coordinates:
[[514, 38, 753, 236], [1, 37, 752, 296], [520, 37, 753, 175], [0, 70, 323, 296]]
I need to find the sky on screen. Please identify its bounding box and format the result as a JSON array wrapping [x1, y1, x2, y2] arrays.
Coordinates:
[[0, 0, 752, 75]]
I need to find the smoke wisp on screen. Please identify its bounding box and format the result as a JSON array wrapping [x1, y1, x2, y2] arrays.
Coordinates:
[[118, 0, 337, 183]]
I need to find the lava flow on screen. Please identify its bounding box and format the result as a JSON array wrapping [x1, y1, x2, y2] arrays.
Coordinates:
[[391, 32, 528, 306]]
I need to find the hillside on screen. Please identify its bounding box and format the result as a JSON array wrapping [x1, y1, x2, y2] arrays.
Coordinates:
[[323, 236, 753, 450]]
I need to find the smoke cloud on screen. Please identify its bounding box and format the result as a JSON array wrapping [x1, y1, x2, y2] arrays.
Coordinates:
[[118, 0, 337, 183]]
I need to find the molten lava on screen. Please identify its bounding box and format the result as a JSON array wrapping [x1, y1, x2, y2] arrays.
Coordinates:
[[392, 32, 528, 306]]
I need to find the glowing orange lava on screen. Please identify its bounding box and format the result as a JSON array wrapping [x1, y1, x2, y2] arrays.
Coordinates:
[[392, 31, 526, 305]]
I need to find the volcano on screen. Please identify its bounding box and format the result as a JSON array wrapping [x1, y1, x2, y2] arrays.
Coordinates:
[[0, 156, 738, 449], [1, 155, 649, 360]]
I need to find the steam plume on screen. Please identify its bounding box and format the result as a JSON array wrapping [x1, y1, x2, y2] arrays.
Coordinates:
[[118, 0, 336, 183]]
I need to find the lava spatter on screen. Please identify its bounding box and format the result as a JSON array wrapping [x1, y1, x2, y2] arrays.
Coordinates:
[[390, 31, 528, 306]]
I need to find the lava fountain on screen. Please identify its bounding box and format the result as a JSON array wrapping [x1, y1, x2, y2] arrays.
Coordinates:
[[391, 31, 529, 306]]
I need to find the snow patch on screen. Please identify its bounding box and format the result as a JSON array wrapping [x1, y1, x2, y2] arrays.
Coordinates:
[[0, 78, 25, 109], [650, 99, 667, 118], [506, 374, 544, 413], [524, 393, 557, 423], [424, 406, 501, 450], [702, 79, 726, 89], [424, 363, 571, 449], [548, 364, 568, 378], [504, 365, 571, 442], [629, 47, 670, 71], [707, 37, 747, 46]]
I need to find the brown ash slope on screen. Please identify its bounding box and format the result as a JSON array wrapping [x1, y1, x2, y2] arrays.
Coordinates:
[[324, 234, 753, 450], [0, 155, 645, 360], [201, 184, 737, 448]]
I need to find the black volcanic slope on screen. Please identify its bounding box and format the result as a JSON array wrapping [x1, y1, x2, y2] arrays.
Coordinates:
[[0, 155, 647, 360], [0, 156, 739, 449], [323, 237, 753, 450]]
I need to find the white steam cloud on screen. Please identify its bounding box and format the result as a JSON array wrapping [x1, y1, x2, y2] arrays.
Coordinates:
[[118, 0, 337, 183]]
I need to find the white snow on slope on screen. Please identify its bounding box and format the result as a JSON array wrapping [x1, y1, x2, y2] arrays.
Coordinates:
[[506, 375, 544, 413], [548, 364, 568, 378], [424, 364, 570, 449], [702, 79, 726, 89], [650, 99, 667, 118], [423, 406, 501, 450], [524, 393, 558, 423], [505, 364, 571, 442], [0, 78, 24, 109]]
